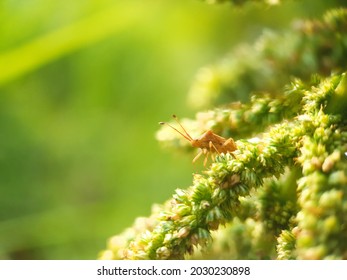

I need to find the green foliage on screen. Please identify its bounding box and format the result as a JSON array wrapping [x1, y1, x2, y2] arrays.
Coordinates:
[[0, 4, 142, 85], [100, 5, 347, 260], [188, 7, 347, 108], [1, 0, 346, 260]]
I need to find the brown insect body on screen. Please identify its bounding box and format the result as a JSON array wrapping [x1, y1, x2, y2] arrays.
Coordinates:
[[191, 130, 236, 153], [160, 115, 237, 166]]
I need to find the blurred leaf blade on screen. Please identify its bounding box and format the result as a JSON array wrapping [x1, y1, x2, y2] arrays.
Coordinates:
[[0, 3, 144, 86]]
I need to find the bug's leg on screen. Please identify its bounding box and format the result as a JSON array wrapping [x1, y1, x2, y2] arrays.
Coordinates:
[[203, 150, 209, 166], [223, 138, 233, 146], [193, 149, 203, 163], [211, 152, 216, 163], [223, 138, 237, 158], [224, 138, 237, 148], [209, 141, 220, 154]]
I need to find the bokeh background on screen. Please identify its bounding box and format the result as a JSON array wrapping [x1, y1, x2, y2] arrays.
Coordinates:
[[0, 0, 344, 259]]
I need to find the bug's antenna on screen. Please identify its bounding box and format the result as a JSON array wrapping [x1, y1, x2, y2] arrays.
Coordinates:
[[159, 115, 193, 142], [172, 115, 194, 141]]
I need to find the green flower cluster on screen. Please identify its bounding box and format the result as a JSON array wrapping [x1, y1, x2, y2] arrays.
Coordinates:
[[99, 5, 347, 260], [189, 217, 275, 259], [188, 8, 347, 109], [99, 73, 347, 259], [277, 230, 296, 260], [293, 82, 347, 259]]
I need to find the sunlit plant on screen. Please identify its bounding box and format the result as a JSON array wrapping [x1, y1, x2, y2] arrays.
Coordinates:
[[100, 2, 347, 260]]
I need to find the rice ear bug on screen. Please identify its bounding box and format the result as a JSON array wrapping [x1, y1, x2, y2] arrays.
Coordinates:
[[159, 115, 237, 166]]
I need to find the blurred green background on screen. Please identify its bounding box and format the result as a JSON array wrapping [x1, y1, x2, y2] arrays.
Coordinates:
[[0, 0, 343, 259]]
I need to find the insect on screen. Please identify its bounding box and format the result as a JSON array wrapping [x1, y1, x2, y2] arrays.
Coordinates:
[[159, 115, 237, 166]]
